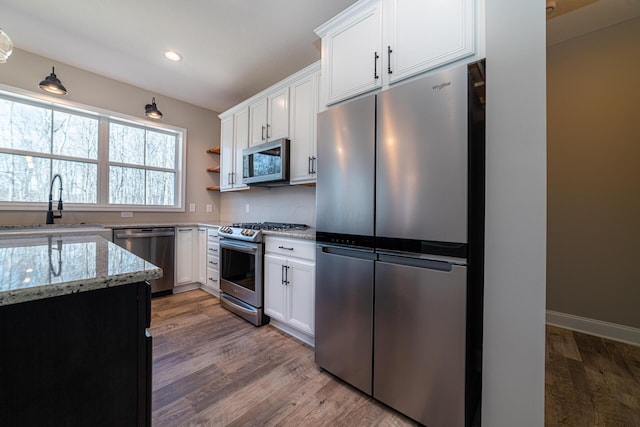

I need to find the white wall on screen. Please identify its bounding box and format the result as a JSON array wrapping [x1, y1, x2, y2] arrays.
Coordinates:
[[483, 0, 547, 426]]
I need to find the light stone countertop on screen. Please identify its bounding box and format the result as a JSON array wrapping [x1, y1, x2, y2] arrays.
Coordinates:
[[0, 234, 162, 307], [262, 228, 316, 241]]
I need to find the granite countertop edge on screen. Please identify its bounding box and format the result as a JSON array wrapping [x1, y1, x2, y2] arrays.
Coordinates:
[[0, 268, 162, 307], [261, 229, 316, 241]]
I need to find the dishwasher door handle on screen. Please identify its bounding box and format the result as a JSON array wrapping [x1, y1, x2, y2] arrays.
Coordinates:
[[115, 231, 175, 239]]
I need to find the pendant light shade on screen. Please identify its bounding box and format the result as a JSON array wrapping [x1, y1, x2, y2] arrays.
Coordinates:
[[0, 27, 13, 63], [145, 97, 163, 119], [39, 66, 68, 95]]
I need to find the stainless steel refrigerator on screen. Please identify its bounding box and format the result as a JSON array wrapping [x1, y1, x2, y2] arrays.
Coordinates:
[[315, 60, 485, 427]]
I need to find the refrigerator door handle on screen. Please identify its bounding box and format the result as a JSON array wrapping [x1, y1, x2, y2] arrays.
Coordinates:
[[377, 253, 455, 271], [318, 244, 377, 261]]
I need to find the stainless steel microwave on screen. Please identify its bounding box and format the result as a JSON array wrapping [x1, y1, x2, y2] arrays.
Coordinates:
[[242, 138, 290, 186]]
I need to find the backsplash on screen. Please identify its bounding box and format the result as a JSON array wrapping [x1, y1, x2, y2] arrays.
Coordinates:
[[219, 186, 316, 227]]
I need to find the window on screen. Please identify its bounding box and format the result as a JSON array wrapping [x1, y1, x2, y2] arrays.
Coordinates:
[[0, 90, 185, 211]]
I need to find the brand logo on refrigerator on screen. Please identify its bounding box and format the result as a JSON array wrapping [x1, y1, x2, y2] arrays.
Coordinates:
[[432, 81, 451, 91]]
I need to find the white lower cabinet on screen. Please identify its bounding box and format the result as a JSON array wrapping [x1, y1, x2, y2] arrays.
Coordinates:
[[175, 227, 195, 285], [197, 227, 207, 285], [264, 236, 315, 342], [204, 227, 220, 295]]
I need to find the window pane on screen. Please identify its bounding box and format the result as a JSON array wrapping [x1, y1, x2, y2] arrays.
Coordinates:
[[0, 153, 50, 202], [109, 166, 145, 204], [0, 99, 52, 154], [146, 131, 176, 169], [52, 159, 97, 204], [146, 170, 175, 206], [109, 123, 144, 165], [53, 111, 99, 159]]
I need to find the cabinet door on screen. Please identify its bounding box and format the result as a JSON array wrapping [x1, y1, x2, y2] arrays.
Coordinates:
[[249, 97, 268, 146], [220, 115, 234, 191], [198, 228, 207, 285], [233, 108, 250, 190], [286, 258, 315, 335], [175, 227, 194, 284], [321, 1, 382, 105], [264, 254, 287, 322], [385, 0, 475, 84], [290, 72, 319, 184], [267, 87, 289, 141]]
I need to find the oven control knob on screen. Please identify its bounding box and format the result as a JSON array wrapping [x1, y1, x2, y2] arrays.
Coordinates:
[[247, 230, 254, 236]]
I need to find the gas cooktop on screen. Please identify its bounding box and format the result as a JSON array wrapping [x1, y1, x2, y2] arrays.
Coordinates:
[[219, 222, 308, 242]]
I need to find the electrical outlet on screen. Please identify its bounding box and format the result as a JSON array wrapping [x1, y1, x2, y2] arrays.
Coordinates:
[[121, 211, 133, 218], [245, 203, 250, 213], [206, 204, 212, 213], [189, 203, 196, 212]]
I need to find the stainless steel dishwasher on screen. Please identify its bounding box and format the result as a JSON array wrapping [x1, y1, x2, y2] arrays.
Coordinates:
[[113, 227, 175, 295]]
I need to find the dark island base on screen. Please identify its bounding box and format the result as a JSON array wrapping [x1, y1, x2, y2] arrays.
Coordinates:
[[0, 282, 151, 427]]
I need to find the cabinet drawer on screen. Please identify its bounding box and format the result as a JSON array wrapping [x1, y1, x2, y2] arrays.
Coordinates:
[[265, 236, 315, 261], [207, 255, 220, 270], [207, 243, 220, 258], [207, 227, 219, 240], [207, 268, 220, 290]]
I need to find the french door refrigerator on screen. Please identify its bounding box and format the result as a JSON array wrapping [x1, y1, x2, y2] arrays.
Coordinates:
[[315, 60, 485, 427]]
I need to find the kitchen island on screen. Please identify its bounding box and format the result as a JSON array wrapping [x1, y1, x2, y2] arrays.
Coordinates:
[[0, 234, 160, 427]]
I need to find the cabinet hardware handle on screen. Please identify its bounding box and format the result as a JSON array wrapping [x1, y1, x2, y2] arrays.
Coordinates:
[[387, 46, 393, 74], [228, 172, 232, 185], [374, 51, 379, 80], [231, 172, 235, 185], [308, 156, 312, 174], [278, 245, 294, 251], [285, 265, 290, 285], [281, 264, 286, 285], [178, 228, 192, 232], [312, 156, 316, 174], [266, 124, 271, 139], [261, 125, 266, 140]]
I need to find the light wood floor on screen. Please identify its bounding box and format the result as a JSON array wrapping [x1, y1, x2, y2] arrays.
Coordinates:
[[545, 325, 640, 426], [151, 290, 640, 426], [150, 290, 418, 426]]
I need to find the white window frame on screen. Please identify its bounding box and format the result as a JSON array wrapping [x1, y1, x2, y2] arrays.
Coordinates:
[[0, 84, 186, 212]]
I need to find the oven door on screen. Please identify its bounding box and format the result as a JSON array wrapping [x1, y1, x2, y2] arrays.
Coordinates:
[[220, 239, 262, 308]]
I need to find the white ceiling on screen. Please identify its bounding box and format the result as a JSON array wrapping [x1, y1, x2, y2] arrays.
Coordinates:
[[0, 0, 357, 112]]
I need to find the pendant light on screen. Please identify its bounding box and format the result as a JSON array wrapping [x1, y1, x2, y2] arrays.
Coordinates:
[[145, 97, 163, 119], [0, 27, 13, 63], [39, 66, 68, 95]]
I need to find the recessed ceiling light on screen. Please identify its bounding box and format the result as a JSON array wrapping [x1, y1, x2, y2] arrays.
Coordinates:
[[164, 50, 182, 62]]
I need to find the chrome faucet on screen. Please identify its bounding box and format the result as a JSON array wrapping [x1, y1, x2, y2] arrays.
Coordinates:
[[46, 174, 63, 225]]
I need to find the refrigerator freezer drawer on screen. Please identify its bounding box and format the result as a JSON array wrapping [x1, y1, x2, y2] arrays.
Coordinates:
[[314, 245, 375, 395], [374, 259, 467, 427]]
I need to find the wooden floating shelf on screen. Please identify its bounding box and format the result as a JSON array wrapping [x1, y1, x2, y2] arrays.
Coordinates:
[[207, 166, 220, 173], [206, 147, 220, 154], [206, 185, 220, 191]]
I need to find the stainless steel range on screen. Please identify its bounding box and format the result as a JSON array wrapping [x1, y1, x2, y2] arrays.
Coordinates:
[[219, 222, 307, 326]]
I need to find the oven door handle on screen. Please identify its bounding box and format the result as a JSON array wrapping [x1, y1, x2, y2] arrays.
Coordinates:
[[220, 240, 259, 254]]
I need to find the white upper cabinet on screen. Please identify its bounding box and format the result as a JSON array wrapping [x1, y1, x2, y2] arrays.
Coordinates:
[[316, 0, 383, 106], [219, 109, 250, 192], [289, 70, 320, 184], [316, 0, 479, 106], [385, 0, 475, 84], [249, 86, 289, 146], [219, 62, 320, 190]]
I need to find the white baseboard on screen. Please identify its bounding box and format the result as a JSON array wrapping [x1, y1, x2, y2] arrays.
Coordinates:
[[546, 310, 640, 347], [199, 285, 220, 298], [268, 319, 315, 348], [172, 283, 201, 294]]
